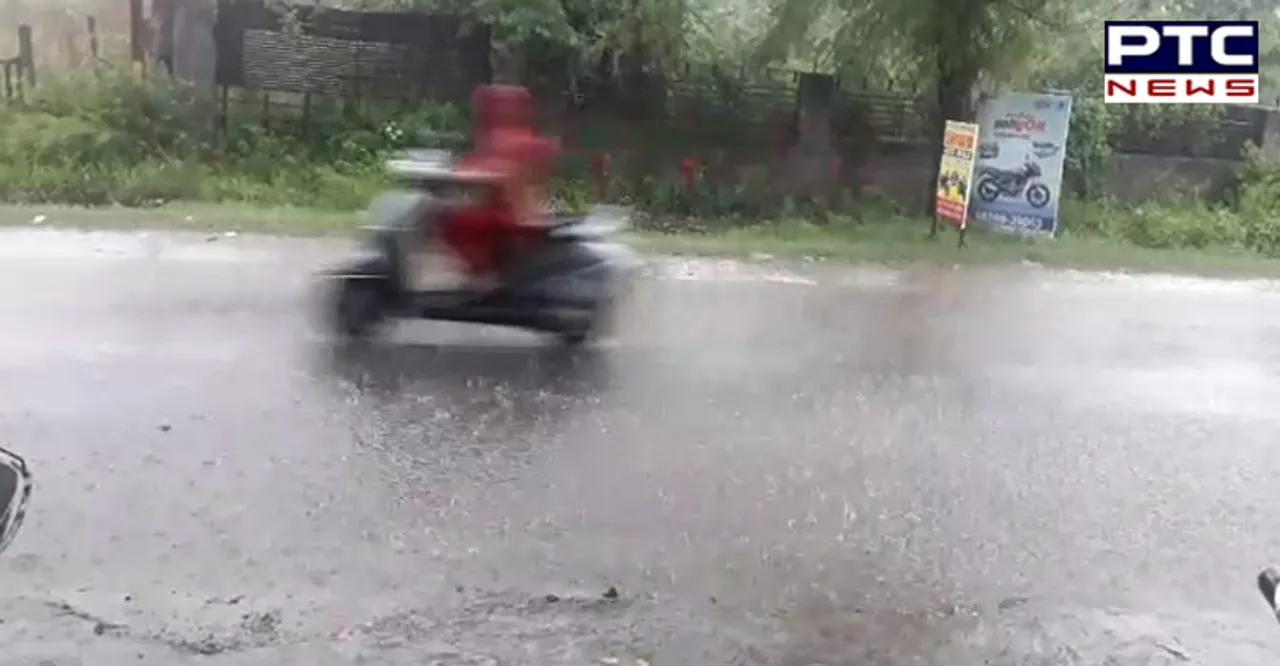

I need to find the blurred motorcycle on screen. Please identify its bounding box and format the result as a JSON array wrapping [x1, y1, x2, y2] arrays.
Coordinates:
[[0, 446, 31, 554], [321, 151, 636, 345]]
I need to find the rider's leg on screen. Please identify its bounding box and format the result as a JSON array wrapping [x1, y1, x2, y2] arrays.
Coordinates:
[[441, 206, 501, 294]]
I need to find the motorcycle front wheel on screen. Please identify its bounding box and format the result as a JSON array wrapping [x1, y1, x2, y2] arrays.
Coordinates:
[[1026, 183, 1051, 208]]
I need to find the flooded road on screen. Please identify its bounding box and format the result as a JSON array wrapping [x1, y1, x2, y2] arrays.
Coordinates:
[[1, 229, 1279, 664]]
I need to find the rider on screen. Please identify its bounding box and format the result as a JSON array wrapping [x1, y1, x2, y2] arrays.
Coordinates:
[[442, 84, 557, 292]]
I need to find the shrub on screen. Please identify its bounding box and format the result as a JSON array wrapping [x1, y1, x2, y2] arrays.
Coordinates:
[[0, 66, 901, 223], [8, 66, 1280, 260], [0, 67, 392, 208], [1227, 145, 1280, 256]]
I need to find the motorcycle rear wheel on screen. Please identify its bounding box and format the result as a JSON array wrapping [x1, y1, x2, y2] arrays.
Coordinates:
[[331, 276, 387, 340], [558, 299, 609, 346]]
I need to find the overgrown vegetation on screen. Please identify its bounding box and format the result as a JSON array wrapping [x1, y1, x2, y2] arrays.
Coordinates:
[[6, 0, 1280, 265], [0, 68, 835, 224]]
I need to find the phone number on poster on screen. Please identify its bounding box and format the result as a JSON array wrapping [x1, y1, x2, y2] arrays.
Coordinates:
[[977, 211, 1049, 233]]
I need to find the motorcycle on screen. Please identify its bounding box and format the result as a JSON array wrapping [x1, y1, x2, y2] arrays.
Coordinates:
[[0, 446, 32, 555], [975, 161, 1052, 208], [320, 150, 637, 346]]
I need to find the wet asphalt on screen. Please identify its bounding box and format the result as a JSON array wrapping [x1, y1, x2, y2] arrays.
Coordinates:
[[2, 229, 1280, 664]]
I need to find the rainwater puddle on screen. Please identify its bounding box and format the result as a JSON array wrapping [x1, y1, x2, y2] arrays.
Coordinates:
[[1042, 269, 1280, 297]]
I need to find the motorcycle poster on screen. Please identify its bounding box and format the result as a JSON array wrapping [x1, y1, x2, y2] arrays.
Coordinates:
[[970, 92, 1073, 236], [935, 121, 980, 229]]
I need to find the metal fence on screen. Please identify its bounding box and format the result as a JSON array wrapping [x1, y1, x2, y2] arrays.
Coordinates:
[[195, 0, 1276, 162], [213, 0, 491, 102], [1, 25, 35, 102], [834, 91, 933, 145]]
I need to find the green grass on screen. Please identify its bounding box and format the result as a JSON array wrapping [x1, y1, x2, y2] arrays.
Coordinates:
[[1, 202, 1279, 278]]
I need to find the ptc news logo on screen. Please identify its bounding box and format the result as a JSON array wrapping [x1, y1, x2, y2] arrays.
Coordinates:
[[1105, 20, 1259, 104]]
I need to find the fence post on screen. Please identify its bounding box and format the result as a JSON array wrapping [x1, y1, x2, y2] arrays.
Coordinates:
[[63, 29, 77, 69], [87, 16, 100, 60], [590, 153, 609, 199], [17, 25, 34, 88], [153, 0, 175, 75], [129, 0, 146, 78]]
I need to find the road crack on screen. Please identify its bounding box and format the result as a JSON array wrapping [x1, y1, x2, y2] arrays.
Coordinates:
[[42, 598, 297, 656]]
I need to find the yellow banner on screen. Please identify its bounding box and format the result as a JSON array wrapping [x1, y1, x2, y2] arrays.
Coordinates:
[[935, 121, 979, 229]]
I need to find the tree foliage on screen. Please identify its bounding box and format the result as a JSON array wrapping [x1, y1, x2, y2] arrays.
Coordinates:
[[756, 0, 1069, 99], [741, 0, 1280, 213], [751, 0, 1280, 104]]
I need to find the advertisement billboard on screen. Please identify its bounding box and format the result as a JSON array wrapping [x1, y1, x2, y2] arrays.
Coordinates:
[[970, 92, 1073, 236], [935, 121, 980, 229]]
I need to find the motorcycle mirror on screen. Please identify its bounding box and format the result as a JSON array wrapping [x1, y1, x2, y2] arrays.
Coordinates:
[[1258, 568, 1280, 623], [0, 446, 32, 555]]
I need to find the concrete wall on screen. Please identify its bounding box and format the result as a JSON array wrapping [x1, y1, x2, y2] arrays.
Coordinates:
[[835, 109, 1280, 212], [1103, 153, 1237, 202], [849, 146, 1242, 213]]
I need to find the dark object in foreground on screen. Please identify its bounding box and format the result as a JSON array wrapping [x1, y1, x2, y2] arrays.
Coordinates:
[[1259, 568, 1280, 623], [0, 445, 32, 555], [321, 151, 637, 346]]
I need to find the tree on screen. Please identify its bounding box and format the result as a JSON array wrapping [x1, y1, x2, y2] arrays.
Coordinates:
[[755, 0, 1067, 224]]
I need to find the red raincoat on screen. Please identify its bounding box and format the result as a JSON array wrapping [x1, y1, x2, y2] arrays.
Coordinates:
[[443, 85, 557, 276]]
